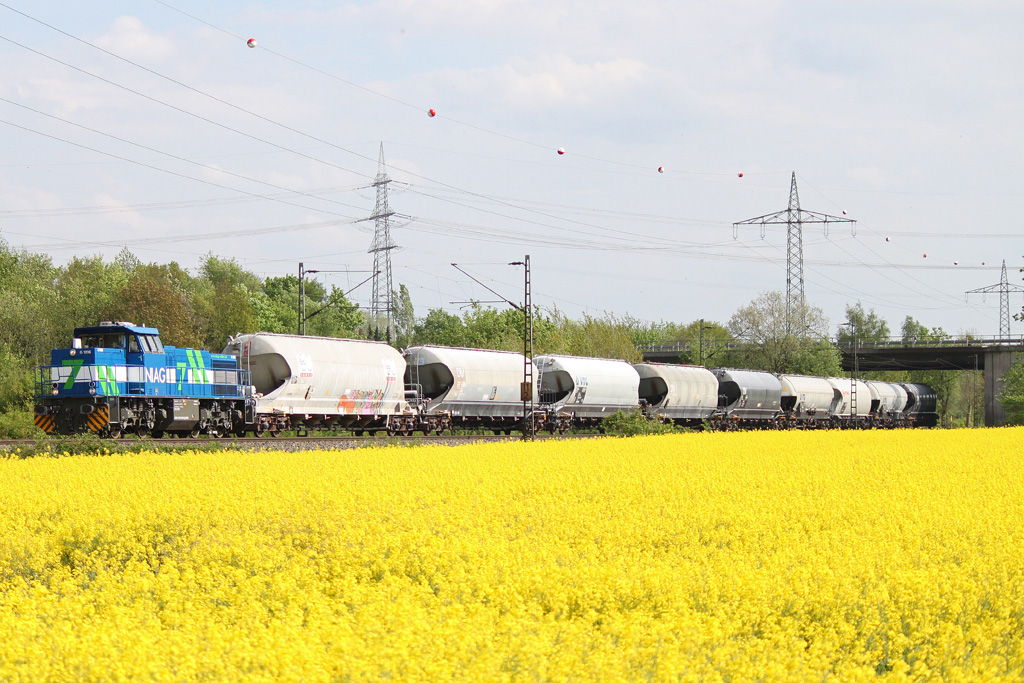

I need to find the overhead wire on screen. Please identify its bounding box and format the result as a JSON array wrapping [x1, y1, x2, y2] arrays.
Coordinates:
[[0, 95, 373, 215], [1, 3, 1010, 328]]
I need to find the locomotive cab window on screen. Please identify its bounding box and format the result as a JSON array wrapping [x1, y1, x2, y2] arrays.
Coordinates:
[[139, 334, 164, 354], [79, 333, 128, 349]]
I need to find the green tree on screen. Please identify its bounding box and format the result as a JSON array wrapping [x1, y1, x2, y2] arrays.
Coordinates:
[[0, 241, 60, 363], [462, 305, 523, 351], [192, 255, 265, 349], [546, 311, 643, 362], [263, 275, 303, 335], [900, 316, 957, 425], [728, 291, 836, 375], [1001, 355, 1024, 425], [392, 284, 416, 347], [413, 309, 468, 347], [0, 343, 33, 412], [838, 303, 890, 342], [53, 255, 127, 329], [304, 285, 363, 339], [103, 264, 203, 348]]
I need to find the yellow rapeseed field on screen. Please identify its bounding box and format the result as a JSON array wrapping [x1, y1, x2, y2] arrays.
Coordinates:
[[2, 428, 1023, 682]]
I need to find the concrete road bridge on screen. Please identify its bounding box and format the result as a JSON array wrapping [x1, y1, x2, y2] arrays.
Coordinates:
[[641, 336, 1024, 426]]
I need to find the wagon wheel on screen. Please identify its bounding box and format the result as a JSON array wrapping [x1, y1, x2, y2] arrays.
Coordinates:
[[269, 428, 281, 438], [188, 426, 201, 438], [136, 425, 151, 438]]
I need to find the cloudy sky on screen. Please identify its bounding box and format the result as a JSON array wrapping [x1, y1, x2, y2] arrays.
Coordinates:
[[1, 0, 1022, 338]]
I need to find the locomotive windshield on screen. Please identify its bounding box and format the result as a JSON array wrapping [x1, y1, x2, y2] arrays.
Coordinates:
[[75, 332, 163, 353]]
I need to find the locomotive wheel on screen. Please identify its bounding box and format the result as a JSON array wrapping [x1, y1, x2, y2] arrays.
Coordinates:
[[188, 426, 200, 438], [106, 426, 122, 439], [136, 425, 150, 438]]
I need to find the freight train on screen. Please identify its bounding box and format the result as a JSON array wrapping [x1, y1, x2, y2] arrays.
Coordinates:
[[34, 323, 939, 438]]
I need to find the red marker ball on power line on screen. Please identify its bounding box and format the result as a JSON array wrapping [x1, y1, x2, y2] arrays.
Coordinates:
[[557, 147, 565, 155], [428, 108, 436, 117], [738, 172, 743, 177], [658, 166, 664, 173], [247, 38, 257, 48], [923, 253, 927, 258]]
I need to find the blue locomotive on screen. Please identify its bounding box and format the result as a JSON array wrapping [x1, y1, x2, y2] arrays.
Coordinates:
[[34, 322, 254, 438]]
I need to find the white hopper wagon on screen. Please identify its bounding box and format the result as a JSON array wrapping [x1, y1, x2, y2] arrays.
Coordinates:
[[778, 374, 836, 425], [223, 332, 411, 434], [712, 369, 783, 423], [402, 345, 536, 433], [865, 380, 908, 424], [535, 354, 640, 429], [633, 363, 718, 425], [825, 377, 873, 423]]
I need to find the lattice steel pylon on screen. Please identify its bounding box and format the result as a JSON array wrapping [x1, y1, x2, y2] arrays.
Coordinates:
[[368, 143, 396, 341], [966, 260, 1024, 338], [733, 172, 856, 332]]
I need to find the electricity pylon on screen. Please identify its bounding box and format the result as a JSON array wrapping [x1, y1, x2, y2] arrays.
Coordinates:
[[966, 260, 1024, 337], [733, 172, 856, 332], [368, 143, 396, 341]]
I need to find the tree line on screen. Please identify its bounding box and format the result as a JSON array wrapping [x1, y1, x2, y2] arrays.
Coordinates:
[[0, 239, 1015, 434]]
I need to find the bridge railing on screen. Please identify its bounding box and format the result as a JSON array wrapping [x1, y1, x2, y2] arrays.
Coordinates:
[[836, 336, 1024, 350], [641, 335, 1024, 354]]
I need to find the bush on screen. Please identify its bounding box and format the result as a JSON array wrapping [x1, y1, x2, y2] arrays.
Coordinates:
[[601, 409, 677, 437], [1000, 356, 1024, 425], [0, 410, 45, 440]]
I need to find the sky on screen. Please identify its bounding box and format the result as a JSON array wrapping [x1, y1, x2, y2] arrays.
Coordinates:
[[1, 0, 1023, 339]]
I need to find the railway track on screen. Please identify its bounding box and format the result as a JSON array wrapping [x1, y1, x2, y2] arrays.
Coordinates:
[[0, 432, 594, 453]]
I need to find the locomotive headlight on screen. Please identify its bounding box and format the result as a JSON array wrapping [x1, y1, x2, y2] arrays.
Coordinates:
[[52, 389, 59, 396], [89, 388, 96, 395]]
